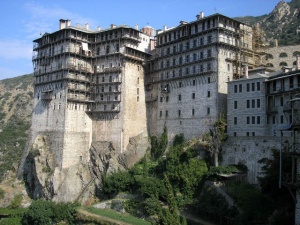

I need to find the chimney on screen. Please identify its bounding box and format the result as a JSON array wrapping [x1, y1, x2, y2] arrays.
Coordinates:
[[135, 24, 138, 30], [97, 26, 101, 31], [85, 23, 89, 30], [245, 65, 249, 79], [110, 24, 116, 29], [59, 19, 66, 30], [66, 20, 71, 27], [297, 55, 300, 70], [200, 11, 204, 19], [163, 25, 167, 31]]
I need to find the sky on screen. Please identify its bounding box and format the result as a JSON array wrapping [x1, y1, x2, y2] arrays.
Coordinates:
[[0, 0, 289, 80]]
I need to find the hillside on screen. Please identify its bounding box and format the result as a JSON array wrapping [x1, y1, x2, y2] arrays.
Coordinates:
[[235, 0, 300, 46], [0, 74, 34, 181]]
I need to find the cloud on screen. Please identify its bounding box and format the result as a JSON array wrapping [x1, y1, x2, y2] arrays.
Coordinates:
[[23, 2, 99, 38], [0, 39, 32, 60]]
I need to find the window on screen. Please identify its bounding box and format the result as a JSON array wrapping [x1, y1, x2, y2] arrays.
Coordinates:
[[192, 93, 195, 99], [252, 99, 255, 108], [247, 83, 250, 92], [246, 132, 249, 136], [252, 132, 255, 136], [179, 57, 182, 65], [179, 81, 182, 87], [281, 115, 284, 124], [273, 116, 276, 124], [192, 108, 195, 116], [193, 53, 197, 61], [239, 84, 242, 92], [234, 85, 237, 93], [234, 132, 236, 137], [257, 82, 260, 91], [247, 116, 250, 124], [207, 107, 210, 115], [257, 99, 260, 108], [247, 100, 250, 108], [193, 79, 196, 86], [178, 110, 181, 117], [227, 64, 230, 71], [279, 52, 288, 58], [252, 83, 255, 91], [289, 77, 294, 88], [160, 111, 162, 117], [257, 116, 261, 124], [166, 95, 169, 102], [252, 116, 255, 124], [186, 67, 189, 75], [186, 42, 190, 50], [160, 97, 163, 102], [280, 97, 283, 106], [207, 91, 211, 97], [102, 76, 105, 82], [178, 94, 182, 101], [166, 110, 168, 117], [208, 77, 211, 83], [193, 39, 197, 48], [234, 117, 237, 125], [234, 101, 237, 109], [185, 55, 190, 63], [207, 35, 212, 44], [207, 49, 211, 58]]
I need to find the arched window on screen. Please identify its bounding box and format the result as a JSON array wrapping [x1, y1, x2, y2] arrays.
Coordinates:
[[293, 51, 300, 57], [266, 63, 274, 67], [279, 62, 288, 67], [279, 52, 288, 58], [266, 54, 273, 60]]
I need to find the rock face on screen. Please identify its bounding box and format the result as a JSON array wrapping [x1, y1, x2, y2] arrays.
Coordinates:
[[22, 131, 149, 203], [266, 0, 291, 22]]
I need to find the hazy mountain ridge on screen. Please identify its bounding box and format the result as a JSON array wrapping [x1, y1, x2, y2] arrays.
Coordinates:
[[235, 0, 300, 46]]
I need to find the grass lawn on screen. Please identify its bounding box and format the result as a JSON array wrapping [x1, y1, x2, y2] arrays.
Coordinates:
[[86, 207, 151, 225]]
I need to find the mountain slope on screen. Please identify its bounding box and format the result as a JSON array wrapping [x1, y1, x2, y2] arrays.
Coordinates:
[[0, 74, 33, 181], [235, 0, 300, 46]]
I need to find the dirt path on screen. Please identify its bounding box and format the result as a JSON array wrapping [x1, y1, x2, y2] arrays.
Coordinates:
[[77, 208, 132, 225]]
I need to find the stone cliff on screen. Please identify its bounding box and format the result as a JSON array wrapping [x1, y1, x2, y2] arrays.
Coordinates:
[[21, 131, 149, 203]]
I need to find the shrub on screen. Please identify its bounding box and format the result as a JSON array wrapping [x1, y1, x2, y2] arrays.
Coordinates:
[[21, 199, 77, 225], [9, 194, 22, 209]]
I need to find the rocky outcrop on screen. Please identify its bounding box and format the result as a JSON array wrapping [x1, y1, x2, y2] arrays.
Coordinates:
[[22, 131, 149, 203], [23, 135, 94, 203], [266, 1, 291, 22]]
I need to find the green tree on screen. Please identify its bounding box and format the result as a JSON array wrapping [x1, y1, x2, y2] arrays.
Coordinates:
[[200, 115, 227, 167], [150, 126, 168, 160]]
